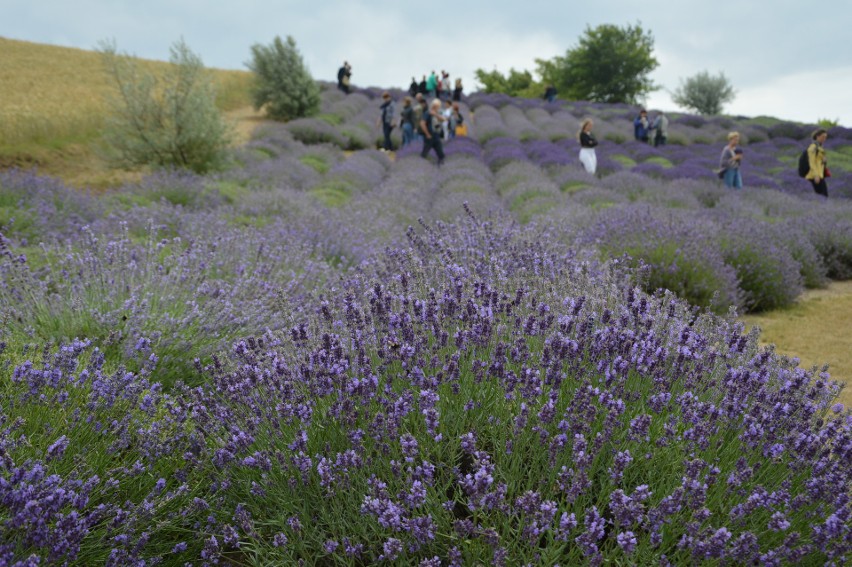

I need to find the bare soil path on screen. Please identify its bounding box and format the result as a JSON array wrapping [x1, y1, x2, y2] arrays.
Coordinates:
[[741, 280, 852, 408]]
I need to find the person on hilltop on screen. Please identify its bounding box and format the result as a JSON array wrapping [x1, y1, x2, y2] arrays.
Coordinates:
[[426, 71, 438, 98], [337, 61, 352, 94], [418, 75, 427, 95], [806, 128, 830, 197], [420, 98, 446, 165], [400, 96, 415, 147], [578, 118, 598, 174], [718, 131, 744, 189], [441, 70, 452, 100], [377, 91, 396, 152], [408, 77, 419, 98], [452, 78, 464, 102], [633, 109, 649, 143], [651, 111, 668, 146]]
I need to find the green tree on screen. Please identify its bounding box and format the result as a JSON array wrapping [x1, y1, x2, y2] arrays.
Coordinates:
[[671, 71, 736, 115], [537, 22, 659, 104], [99, 39, 231, 174], [246, 35, 320, 121], [473, 67, 541, 98]]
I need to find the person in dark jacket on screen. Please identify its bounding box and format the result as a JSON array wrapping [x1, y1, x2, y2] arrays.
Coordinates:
[[337, 61, 351, 94], [577, 118, 598, 174], [633, 109, 649, 143], [420, 98, 446, 164], [543, 84, 557, 102], [408, 77, 419, 98], [452, 78, 463, 102], [377, 91, 395, 151]]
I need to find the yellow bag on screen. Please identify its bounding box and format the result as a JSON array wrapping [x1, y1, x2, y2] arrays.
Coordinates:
[[455, 124, 468, 137]]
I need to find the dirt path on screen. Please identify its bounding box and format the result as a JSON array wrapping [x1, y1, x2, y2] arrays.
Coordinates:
[[741, 280, 852, 408], [225, 106, 271, 146]]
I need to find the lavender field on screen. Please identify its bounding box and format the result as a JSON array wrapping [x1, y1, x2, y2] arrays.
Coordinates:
[[1, 84, 851, 565]]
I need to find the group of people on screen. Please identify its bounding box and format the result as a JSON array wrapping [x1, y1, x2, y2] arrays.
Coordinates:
[[377, 91, 466, 165], [634, 109, 669, 147], [578, 108, 830, 198], [408, 70, 464, 103], [718, 128, 830, 197], [349, 59, 833, 197]]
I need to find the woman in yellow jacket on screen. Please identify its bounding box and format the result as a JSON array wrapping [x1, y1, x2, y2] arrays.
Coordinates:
[[806, 128, 829, 197]]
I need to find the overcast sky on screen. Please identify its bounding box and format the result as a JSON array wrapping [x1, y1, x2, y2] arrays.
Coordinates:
[[4, 0, 851, 125]]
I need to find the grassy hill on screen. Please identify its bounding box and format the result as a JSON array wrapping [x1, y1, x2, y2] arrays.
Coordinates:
[[0, 36, 254, 188]]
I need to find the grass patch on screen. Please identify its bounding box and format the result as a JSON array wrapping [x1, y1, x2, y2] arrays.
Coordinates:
[[644, 156, 674, 168], [741, 280, 852, 407], [300, 154, 331, 173], [309, 181, 352, 207], [610, 154, 637, 167], [560, 180, 588, 194]]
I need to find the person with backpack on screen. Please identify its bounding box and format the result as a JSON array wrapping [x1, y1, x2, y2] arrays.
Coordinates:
[[805, 128, 830, 197], [718, 131, 743, 189], [377, 92, 396, 151]]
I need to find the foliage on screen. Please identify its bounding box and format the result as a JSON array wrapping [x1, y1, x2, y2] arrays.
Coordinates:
[[473, 67, 541, 98], [99, 39, 231, 174], [246, 35, 320, 121], [672, 71, 737, 115], [818, 117, 840, 129], [536, 23, 658, 104]]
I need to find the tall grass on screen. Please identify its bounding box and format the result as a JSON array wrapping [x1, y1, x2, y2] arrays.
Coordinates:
[[0, 37, 252, 148]]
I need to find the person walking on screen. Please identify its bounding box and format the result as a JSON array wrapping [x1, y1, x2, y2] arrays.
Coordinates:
[[420, 98, 446, 164], [651, 112, 668, 146], [377, 91, 396, 151], [806, 128, 830, 197], [719, 131, 743, 189], [578, 118, 598, 174], [400, 96, 415, 147], [633, 109, 649, 143]]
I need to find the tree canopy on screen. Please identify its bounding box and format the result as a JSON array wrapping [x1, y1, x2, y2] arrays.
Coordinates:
[[537, 23, 659, 104], [473, 68, 541, 99], [671, 71, 736, 115], [246, 35, 320, 121]]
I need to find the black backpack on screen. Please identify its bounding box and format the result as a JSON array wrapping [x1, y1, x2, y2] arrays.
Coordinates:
[[797, 145, 811, 178]]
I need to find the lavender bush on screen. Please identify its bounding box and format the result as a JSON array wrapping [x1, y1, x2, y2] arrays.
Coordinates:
[[2, 85, 852, 565]]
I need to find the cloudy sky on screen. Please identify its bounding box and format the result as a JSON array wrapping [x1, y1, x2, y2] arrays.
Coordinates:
[[4, 0, 851, 125]]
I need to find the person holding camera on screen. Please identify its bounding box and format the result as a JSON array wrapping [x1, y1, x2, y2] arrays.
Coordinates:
[[719, 131, 744, 189]]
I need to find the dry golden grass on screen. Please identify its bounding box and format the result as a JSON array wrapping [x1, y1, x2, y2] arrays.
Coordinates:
[[0, 36, 257, 188], [741, 280, 852, 408]]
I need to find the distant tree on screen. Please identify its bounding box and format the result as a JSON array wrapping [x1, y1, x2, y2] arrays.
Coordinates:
[[671, 71, 736, 115], [473, 67, 541, 98], [246, 35, 320, 121], [99, 38, 231, 174], [536, 22, 659, 104]]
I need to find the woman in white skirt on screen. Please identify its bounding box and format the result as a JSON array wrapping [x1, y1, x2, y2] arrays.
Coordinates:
[[578, 118, 598, 174]]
